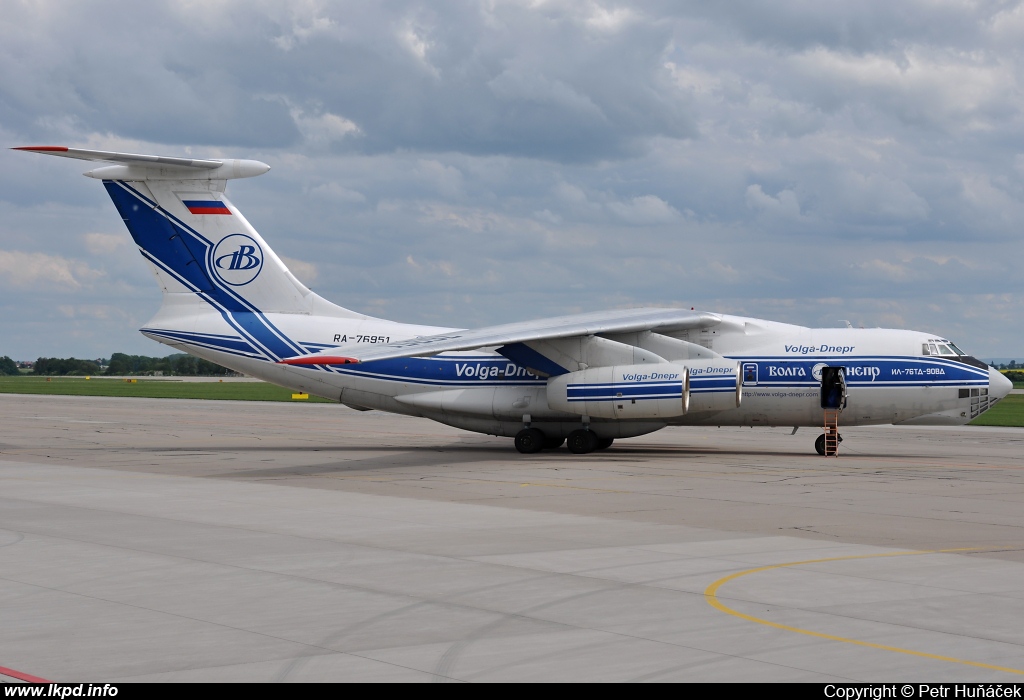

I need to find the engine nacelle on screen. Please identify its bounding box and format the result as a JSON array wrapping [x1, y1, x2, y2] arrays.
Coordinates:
[[546, 364, 690, 419], [686, 359, 742, 413]]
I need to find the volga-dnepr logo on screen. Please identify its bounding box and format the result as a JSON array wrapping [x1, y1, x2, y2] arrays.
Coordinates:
[[211, 234, 263, 286]]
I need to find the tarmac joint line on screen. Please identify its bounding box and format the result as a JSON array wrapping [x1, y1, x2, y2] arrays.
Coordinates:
[[704, 547, 1024, 676]]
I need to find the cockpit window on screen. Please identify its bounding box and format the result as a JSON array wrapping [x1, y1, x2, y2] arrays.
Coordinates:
[[928, 343, 939, 356], [922, 343, 931, 355], [948, 342, 965, 356], [937, 344, 956, 356]]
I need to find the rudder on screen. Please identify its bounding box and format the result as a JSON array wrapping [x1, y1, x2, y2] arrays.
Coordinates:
[[104, 178, 312, 314]]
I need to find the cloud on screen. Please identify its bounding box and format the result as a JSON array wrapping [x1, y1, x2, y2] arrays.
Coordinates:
[[290, 108, 361, 145], [397, 20, 439, 77], [827, 172, 930, 224], [272, 2, 338, 51], [406, 254, 454, 277], [82, 233, 127, 254], [280, 255, 319, 284], [2, 1, 1023, 358], [0, 250, 104, 289], [308, 181, 367, 203], [0, 0, 697, 161], [607, 195, 681, 225], [56, 304, 135, 321], [746, 185, 802, 220]]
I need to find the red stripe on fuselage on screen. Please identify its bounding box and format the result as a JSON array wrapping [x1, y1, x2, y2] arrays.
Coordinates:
[[279, 356, 361, 366]]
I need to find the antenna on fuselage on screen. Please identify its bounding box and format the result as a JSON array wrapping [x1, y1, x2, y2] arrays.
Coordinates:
[[838, 320, 853, 329]]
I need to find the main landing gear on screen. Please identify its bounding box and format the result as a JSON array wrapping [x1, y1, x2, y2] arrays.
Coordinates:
[[514, 428, 546, 454], [567, 429, 596, 454], [514, 428, 613, 454]]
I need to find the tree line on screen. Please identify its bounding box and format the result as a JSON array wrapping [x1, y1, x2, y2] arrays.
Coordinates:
[[1004, 370, 1024, 384], [2, 354, 234, 377], [103, 353, 234, 376]]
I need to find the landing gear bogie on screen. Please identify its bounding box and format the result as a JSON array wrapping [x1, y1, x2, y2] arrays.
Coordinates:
[[514, 427, 546, 454], [515, 429, 609, 454], [567, 429, 598, 454]]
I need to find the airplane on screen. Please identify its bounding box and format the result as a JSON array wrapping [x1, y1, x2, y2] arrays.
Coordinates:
[[15, 146, 1013, 455]]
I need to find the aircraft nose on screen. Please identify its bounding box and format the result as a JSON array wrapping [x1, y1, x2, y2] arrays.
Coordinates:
[[990, 366, 1013, 400]]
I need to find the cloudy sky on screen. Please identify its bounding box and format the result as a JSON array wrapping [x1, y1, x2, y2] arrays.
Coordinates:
[[1, 0, 1022, 361]]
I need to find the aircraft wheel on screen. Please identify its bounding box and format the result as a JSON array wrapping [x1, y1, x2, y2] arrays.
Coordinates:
[[567, 429, 597, 454], [543, 436, 565, 450], [595, 437, 614, 450], [815, 434, 826, 456], [515, 428, 546, 454]]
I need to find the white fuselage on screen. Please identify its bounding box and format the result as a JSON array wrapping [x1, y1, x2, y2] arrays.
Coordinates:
[[142, 306, 1007, 440]]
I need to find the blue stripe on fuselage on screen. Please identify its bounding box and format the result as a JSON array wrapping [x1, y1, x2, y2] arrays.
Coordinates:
[[107, 181, 305, 360], [152, 325, 989, 392], [731, 355, 988, 387], [143, 328, 547, 386], [331, 356, 544, 386]]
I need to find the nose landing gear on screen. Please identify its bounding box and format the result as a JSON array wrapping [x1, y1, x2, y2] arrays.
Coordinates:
[[818, 366, 847, 457], [814, 431, 843, 456]]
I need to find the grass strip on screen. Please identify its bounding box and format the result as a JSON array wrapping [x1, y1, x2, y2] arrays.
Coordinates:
[[970, 394, 1024, 427], [0, 376, 333, 402]]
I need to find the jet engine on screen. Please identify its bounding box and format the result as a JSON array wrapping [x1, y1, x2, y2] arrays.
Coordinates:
[[686, 359, 742, 413], [546, 364, 690, 419]]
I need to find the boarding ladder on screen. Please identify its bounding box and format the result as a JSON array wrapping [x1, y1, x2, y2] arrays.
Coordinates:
[[823, 409, 840, 457]]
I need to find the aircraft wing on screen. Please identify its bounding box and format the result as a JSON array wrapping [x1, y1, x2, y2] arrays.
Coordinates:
[[280, 308, 721, 365]]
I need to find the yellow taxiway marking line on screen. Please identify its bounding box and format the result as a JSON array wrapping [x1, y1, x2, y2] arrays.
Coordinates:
[[704, 548, 1024, 676]]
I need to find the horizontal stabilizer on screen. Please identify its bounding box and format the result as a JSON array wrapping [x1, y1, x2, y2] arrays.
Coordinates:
[[13, 146, 269, 181]]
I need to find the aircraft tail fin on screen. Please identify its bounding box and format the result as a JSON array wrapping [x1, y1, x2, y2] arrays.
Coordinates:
[[14, 146, 364, 322]]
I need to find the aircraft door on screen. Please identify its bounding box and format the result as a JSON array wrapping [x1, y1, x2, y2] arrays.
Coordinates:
[[820, 366, 847, 410]]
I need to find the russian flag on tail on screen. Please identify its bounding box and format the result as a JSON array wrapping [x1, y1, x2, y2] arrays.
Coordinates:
[[183, 200, 231, 215]]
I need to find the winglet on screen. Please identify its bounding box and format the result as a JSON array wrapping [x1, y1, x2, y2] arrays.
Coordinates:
[[278, 356, 361, 366]]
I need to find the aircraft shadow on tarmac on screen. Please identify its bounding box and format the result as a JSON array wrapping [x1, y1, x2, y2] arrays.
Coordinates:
[[160, 443, 887, 480], [106, 442, 837, 459]]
